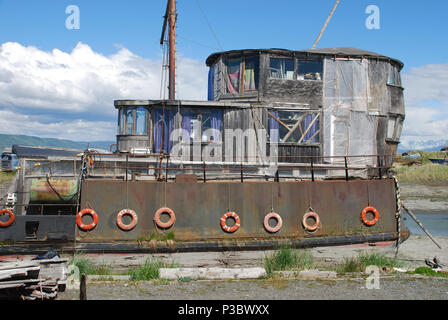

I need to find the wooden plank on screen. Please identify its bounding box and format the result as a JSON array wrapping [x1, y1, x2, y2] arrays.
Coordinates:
[[0, 267, 40, 281], [0, 262, 38, 271], [0, 283, 25, 290]]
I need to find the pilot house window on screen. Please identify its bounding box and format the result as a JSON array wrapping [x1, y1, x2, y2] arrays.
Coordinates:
[[118, 106, 147, 136]]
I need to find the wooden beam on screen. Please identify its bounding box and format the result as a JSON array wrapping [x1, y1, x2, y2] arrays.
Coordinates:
[[281, 115, 305, 143], [298, 114, 320, 143]]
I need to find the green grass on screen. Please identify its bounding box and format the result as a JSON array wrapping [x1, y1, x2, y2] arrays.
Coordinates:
[[408, 267, 448, 278], [337, 252, 403, 273], [394, 163, 448, 184], [127, 257, 177, 281], [264, 246, 314, 275], [68, 253, 112, 276], [0, 171, 16, 184]]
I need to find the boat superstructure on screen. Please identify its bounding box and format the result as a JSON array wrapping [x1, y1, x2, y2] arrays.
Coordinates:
[[0, 2, 409, 254]]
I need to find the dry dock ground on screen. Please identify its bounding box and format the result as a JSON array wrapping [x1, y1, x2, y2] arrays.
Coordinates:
[[55, 234, 448, 300]]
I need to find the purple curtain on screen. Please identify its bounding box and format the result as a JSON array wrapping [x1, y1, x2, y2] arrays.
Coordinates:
[[209, 110, 222, 141], [208, 65, 214, 101], [153, 108, 175, 153], [269, 110, 280, 143]]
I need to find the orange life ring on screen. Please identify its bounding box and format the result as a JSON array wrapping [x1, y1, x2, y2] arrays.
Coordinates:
[[302, 211, 320, 232], [220, 212, 240, 233], [361, 206, 380, 226], [0, 209, 15, 228], [264, 212, 282, 233], [76, 208, 99, 231], [154, 207, 176, 229], [116, 209, 138, 231]]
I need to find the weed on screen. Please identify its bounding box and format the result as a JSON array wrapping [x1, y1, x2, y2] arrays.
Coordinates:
[[178, 276, 194, 282], [408, 267, 448, 278], [264, 246, 314, 275], [337, 252, 403, 274], [127, 257, 177, 281], [68, 253, 112, 276]]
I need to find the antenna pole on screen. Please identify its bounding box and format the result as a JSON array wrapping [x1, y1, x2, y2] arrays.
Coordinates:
[[312, 0, 340, 49], [168, 0, 176, 100]]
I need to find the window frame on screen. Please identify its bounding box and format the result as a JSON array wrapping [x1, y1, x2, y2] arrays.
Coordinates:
[[118, 106, 148, 136], [268, 55, 324, 82], [224, 55, 260, 93], [385, 114, 404, 143], [268, 109, 322, 145], [180, 108, 224, 143]]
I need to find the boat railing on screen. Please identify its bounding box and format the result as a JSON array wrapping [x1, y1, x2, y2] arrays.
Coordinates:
[[84, 153, 393, 182]]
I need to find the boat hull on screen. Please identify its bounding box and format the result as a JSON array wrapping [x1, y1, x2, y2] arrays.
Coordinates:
[[0, 178, 408, 254]]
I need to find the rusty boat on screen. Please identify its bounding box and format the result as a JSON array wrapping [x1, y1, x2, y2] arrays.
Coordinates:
[[0, 1, 409, 255]]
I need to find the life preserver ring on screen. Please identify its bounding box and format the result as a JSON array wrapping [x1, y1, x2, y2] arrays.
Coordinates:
[[361, 206, 380, 226], [0, 209, 15, 228], [302, 211, 320, 232], [154, 207, 176, 229], [116, 209, 138, 231], [76, 208, 99, 231], [220, 212, 240, 233], [264, 212, 282, 233]]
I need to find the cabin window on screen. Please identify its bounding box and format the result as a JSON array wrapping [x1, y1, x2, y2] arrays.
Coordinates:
[[270, 58, 294, 80], [135, 107, 147, 135], [225, 56, 259, 93], [386, 116, 404, 142], [268, 110, 321, 144], [181, 109, 223, 142], [297, 60, 323, 80], [387, 65, 402, 86]]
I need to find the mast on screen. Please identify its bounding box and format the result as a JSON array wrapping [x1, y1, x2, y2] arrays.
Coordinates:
[[160, 0, 177, 100]]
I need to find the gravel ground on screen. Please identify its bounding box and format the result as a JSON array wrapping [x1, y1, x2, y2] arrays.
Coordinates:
[[58, 275, 448, 300]]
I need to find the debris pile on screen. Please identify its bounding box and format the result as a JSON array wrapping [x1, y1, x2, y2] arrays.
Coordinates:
[[0, 252, 68, 300]]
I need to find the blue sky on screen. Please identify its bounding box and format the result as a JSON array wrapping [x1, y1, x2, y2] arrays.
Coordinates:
[[0, 0, 446, 148], [0, 0, 446, 70]]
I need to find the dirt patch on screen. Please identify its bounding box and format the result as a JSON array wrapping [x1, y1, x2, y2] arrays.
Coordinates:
[[399, 183, 448, 213]]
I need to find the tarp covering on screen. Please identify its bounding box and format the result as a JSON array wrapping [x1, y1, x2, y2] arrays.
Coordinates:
[[322, 58, 379, 168]]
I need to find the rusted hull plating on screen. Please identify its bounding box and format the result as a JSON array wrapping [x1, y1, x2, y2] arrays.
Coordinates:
[[77, 178, 401, 243]]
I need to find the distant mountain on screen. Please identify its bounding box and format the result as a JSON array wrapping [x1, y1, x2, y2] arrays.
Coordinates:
[[397, 139, 448, 153], [0, 134, 115, 152]]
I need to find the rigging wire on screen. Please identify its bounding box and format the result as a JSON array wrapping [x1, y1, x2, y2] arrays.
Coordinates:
[[194, 0, 224, 51], [177, 34, 221, 51]]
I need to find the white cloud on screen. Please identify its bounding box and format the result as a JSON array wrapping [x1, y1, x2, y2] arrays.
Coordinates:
[[402, 64, 448, 107], [0, 41, 208, 141], [0, 109, 116, 142], [400, 64, 448, 150]]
